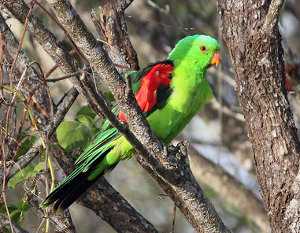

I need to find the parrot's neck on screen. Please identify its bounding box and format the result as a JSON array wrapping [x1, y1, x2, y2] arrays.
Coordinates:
[[147, 60, 213, 143], [169, 60, 211, 114]]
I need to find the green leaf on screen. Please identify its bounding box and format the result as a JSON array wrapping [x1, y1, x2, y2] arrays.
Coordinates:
[[76, 115, 94, 128], [0, 201, 30, 224], [76, 106, 96, 120], [56, 121, 93, 152], [10, 202, 30, 224], [8, 162, 44, 189]]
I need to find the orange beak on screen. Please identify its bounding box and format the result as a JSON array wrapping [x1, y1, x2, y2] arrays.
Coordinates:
[[211, 52, 221, 66]]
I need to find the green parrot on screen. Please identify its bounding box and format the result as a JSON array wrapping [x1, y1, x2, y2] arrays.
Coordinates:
[[42, 34, 221, 210]]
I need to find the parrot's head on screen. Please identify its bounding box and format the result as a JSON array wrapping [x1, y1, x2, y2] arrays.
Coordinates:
[[168, 34, 220, 72]]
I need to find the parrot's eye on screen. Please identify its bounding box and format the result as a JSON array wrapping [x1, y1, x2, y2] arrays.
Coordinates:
[[200, 46, 207, 52]]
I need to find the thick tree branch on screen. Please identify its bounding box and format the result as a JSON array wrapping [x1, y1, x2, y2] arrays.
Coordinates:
[[218, 0, 300, 232], [0, 2, 162, 232], [44, 0, 228, 232], [1, 1, 161, 231], [44, 0, 230, 232]]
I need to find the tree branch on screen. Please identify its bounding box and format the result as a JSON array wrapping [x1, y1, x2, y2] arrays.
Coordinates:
[[0, 12, 50, 126], [0, 13, 76, 233], [1, 1, 161, 232], [218, 0, 300, 231], [188, 145, 269, 232], [91, 0, 139, 72], [262, 0, 284, 34], [0, 0, 78, 80], [5, 87, 78, 179], [24, 177, 77, 233], [44, 1, 230, 232]]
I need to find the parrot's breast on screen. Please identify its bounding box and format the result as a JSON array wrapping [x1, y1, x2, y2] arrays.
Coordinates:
[[147, 77, 213, 143]]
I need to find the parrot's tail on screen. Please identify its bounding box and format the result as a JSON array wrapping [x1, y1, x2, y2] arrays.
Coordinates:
[[41, 127, 119, 211], [48, 171, 95, 210], [41, 149, 112, 211]]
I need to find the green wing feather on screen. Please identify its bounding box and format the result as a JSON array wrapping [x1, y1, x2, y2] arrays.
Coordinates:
[[41, 127, 119, 208], [41, 33, 220, 210], [41, 60, 174, 209]]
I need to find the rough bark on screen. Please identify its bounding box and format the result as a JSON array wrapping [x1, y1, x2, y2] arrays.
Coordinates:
[[1, 2, 159, 232], [0, 13, 76, 233], [218, 0, 300, 232], [0, 13, 50, 127], [45, 0, 230, 232], [92, 0, 139, 72]]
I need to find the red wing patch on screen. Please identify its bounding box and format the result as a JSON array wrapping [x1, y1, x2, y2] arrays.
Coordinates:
[[118, 112, 128, 123], [118, 63, 173, 123]]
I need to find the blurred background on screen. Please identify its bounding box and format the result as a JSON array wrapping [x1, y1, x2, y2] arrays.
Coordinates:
[[3, 0, 300, 232]]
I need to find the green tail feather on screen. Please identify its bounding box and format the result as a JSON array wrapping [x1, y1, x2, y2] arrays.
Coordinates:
[[41, 127, 119, 210]]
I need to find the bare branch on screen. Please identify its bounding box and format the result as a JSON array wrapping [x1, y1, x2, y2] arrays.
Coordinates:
[[45, 87, 79, 138], [0, 0, 79, 79], [45, 0, 230, 232], [80, 178, 158, 233], [4, 87, 78, 179], [1, 1, 161, 231], [0, 12, 50, 125], [46, 71, 83, 82], [188, 145, 270, 232], [91, 0, 139, 72], [262, 0, 284, 34]]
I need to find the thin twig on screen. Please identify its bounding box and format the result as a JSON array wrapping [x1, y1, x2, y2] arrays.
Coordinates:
[[211, 99, 245, 122], [46, 1, 231, 232], [44, 64, 59, 78], [4, 87, 78, 179], [9, 0, 36, 78], [46, 70, 83, 82], [1, 2, 160, 232]]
